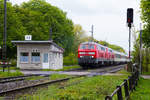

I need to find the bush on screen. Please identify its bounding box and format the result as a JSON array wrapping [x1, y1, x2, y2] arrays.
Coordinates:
[[63, 53, 78, 65], [10, 59, 17, 66]]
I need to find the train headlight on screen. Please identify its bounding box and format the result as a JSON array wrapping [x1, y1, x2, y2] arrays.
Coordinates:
[[79, 52, 86, 54], [88, 52, 95, 54], [91, 56, 94, 58], [80, 56, 83, 58]]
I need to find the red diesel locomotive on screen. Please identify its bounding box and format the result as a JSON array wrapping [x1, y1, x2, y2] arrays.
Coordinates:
[[78, 42, 129, 68]]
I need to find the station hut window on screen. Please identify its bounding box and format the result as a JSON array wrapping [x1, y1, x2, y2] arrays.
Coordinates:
[[20, 52, 29, 63], [31, 52, 40, 63], [43, 53, 48, 63]]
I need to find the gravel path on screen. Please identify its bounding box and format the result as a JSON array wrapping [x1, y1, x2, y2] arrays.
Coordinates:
[[141, 75, 150, 79], [21, 65, 125, 76]]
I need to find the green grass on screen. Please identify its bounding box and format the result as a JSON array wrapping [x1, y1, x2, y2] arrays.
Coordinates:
[[49, 73, 72, 80], [142, 71, 150, 75], [18, 75, 129, 100], [0, 70, 24, 78], [130, 78, 150, 100], [0, 66, 19, 70], [42, 65, 81, 71], [117, 69, 131, 75], [26, 74, 71, 81]]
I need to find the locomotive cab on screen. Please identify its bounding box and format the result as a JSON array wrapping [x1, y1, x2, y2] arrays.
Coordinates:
[[78, 42, 98, 67]]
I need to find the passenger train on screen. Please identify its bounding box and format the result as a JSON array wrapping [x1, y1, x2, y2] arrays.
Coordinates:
[[78, 42, 129, 68]]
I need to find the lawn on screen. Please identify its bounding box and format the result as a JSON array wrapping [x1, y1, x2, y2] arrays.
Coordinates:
[[49, 73, 72, 80], [130, 78, 150, 100], [19, 74, 129, 100], [142, 71, 150, 75], [0, 66, 18, 70], [0, 70, 23, 78]]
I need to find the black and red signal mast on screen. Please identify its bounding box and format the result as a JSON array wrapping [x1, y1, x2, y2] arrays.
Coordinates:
[[127, 8, 133, 59], [127, 8, 133, 27]]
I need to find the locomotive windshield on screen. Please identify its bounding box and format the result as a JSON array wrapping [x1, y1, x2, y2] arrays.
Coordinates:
[[80, 44, 94, 49]]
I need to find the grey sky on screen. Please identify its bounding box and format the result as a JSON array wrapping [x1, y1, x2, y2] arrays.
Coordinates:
[[10, 0, 141, 52]]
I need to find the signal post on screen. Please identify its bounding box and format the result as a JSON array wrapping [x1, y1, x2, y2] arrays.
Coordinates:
[[0, 0, 11, 72], [127, 8, 133, 59], [126, 8, 133, 72]]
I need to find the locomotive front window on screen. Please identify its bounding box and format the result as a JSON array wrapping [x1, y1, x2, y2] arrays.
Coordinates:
[[80, 44, 94, 49], [80, 45, 86, 49], [88, 45, 94, 49]]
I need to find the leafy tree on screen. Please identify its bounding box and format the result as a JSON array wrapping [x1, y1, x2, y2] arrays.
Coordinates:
[[132, 40, 140, 64], [18, 0, 74, 56], [131, 26, 150, 73], [72, 24, 87, 53], [98, 40, 125, 53], [132, 0, 150, 73], [0, 0, 75, 57], [99, 40, 109, 46], [73, 24, 86, 39], [0, 0, 26, 58], [140, 0, 150, 47], [0, 0, 127, 60], [109, 44, 125, 53]]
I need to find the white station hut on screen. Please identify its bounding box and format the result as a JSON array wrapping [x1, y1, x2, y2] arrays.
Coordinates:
[[12, 35, 64, 70]]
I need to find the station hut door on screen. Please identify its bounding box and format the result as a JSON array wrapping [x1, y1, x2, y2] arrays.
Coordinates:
[[43, 53, 49, 69]]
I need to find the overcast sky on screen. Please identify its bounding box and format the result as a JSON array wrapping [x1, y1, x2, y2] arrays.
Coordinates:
[[10, 0, 141, 53]]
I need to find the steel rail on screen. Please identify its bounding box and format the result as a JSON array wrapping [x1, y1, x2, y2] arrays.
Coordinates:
[[0, 65, 125, 97], [0, 75, 85, 96], [0, 74, 43, 83]]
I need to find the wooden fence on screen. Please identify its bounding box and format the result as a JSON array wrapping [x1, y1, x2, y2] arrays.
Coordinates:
[[105, 69, 139, 100]]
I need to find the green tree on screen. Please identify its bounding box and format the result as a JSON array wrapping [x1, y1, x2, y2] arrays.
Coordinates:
[[19, 0, 74, 55], [140, 0, 150, 47], [72, 24, 87, 53], [0, 0, 75, 57], [131, 27, 150, 73], [99, 40, 109, 46], [0, 0, 26, 58], [135, 0, 150, 73], [98, 40, 125, 53]]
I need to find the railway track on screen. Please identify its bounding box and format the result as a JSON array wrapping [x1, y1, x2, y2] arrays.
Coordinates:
[[0, 74, 47, 84], [0, 64, 126, 99], [0, 75, 85, 97], [62, 64, 126, 76], [89, 64, 126, 73]]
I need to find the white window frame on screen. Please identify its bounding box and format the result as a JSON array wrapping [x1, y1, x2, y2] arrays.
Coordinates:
[[31, 52, 40, 63], [20, 52, 29, 63]]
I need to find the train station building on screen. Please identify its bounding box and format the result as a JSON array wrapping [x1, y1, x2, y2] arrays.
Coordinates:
[[12, 35, 64, 70]]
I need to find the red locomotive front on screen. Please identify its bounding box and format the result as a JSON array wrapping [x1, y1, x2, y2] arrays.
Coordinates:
[[78, 42, 98, 67]]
